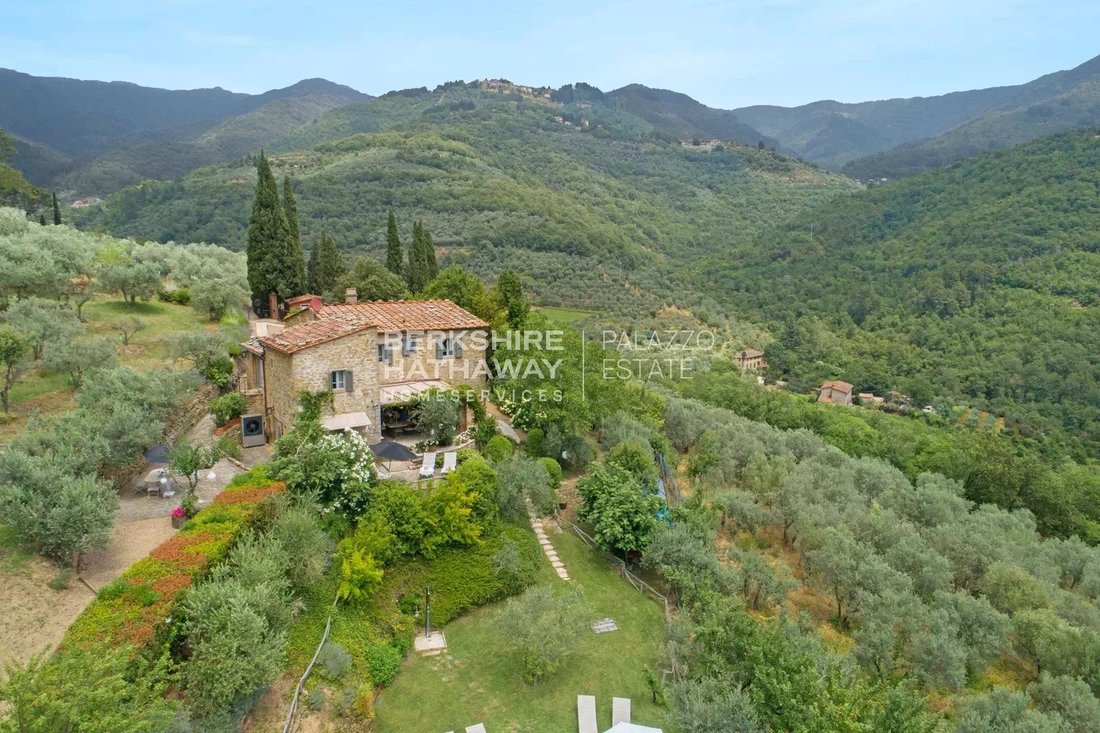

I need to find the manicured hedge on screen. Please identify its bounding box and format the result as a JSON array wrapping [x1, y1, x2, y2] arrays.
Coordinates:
[[63, 468, 285, 651]]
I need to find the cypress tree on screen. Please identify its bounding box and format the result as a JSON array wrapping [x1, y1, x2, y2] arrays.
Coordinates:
[[282, 176, 307, 297], [307, 237, 321, 293], [494, 269, 529, 329], [406, 221, 426, 292], [314, 231, 346, 296], [385, 210, 403, 277], [38, 213, 46, 226], [422, 222, 439, 282], [51, 192, 61, 225], [246, 153, 292, 298]]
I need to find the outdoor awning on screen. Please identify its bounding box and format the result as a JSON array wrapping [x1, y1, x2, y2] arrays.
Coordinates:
[[321, 411, 372, 431], [379, 380, 450, 405]]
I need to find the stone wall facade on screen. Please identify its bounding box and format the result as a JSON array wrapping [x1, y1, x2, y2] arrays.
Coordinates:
[[266, 327, 382, 442]]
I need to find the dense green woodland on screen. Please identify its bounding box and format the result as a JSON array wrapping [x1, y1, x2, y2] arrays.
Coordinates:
[[75, 85, 854, 316], [709, 128, 1100, 453]]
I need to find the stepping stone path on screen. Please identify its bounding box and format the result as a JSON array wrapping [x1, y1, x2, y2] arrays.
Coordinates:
[[529, 510, 570, 581]]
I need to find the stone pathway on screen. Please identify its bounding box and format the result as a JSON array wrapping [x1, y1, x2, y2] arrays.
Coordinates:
[[529, 510, 570, 581]]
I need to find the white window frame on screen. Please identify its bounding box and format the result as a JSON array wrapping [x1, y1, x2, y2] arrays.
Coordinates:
[[330, 370, 347, 391]]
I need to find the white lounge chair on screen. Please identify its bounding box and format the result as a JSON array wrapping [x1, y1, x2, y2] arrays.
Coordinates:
[[612, 697, 631, 725], [466, 725, 487, 733], [419, 451, 437, 479], [440, 451, 457, 475], [577, 695, 597, 733]]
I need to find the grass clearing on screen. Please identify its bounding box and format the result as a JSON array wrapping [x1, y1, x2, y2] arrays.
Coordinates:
[[374, 529, 669, 732], [535, 306, 595, 325]]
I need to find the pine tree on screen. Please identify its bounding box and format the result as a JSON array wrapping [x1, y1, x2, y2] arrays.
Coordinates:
[[282, 176, 307, 297], [313, 231, 346, 296], [385, 210, 403, 277], [51, 192, 61, 225], [246, 153, 292, 298]]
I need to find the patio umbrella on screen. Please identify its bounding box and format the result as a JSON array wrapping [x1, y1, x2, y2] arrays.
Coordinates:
[[369, 440, 417, 469], [143, 444, 170, 464]]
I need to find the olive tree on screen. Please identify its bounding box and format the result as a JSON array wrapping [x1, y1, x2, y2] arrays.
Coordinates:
[[0, 324, 30, 412], [500, 585, 589, 683]]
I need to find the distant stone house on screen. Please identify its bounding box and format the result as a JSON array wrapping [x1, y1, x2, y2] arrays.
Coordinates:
[[733, 348, 767, 372], [817, 380, 854, 406], [238, 292, 489, 442]]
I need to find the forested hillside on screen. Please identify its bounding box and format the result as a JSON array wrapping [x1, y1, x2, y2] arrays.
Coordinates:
[[735, 52, 1100, 171], [75, 83, 856, 315], [843, 78, 1100, 180], [0, 69, 369, 189], [707, 128, 1100, 451]]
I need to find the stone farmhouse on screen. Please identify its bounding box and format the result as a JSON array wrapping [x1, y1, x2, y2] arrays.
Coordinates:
[[733, 347, 767, 372], [238, 290, 489, 442], [817, 380, 854, 406]]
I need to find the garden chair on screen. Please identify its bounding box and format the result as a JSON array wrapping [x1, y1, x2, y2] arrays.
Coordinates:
[[577, 695, 597, 733], [612, 697, 631, 725], [466, 725, 487, 733], [440, 451, 458, 475], [419, 451, 437, 479]]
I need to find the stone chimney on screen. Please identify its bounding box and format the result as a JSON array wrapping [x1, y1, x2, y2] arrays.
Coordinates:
[[345, 287, 358, 304]]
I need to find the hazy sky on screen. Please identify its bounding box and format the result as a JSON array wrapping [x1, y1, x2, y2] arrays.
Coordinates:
[[2, 0, 1097, 108]]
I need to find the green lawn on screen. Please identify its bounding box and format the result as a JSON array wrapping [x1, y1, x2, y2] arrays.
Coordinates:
[[374, 529, 670, 732], [535, 306, 595, 326]]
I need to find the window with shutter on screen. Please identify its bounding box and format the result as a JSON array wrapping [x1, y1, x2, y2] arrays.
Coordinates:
[[439, 337, 455, 358], [403, 333, 417, 355], [330, 370, 346, 391]]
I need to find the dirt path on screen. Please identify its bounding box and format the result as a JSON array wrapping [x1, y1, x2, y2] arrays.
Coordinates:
[[0, 419, 270, 672]]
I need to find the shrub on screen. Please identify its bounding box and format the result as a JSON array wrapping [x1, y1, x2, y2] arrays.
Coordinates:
[[500, 585, 590, 683], [364, 643, 402, 687], [211, 392, 245, 427], [483, 434, 515, 463], [62, 475, 285, 651], [538, 457, 563, 491], [316, 642, 353, 681]]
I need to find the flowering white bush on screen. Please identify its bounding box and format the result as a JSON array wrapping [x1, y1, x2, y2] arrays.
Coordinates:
[[271, 426, 376, 519]]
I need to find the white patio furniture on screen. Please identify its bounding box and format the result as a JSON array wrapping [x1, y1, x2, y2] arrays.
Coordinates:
[[440, 451, 458, 475], [577, 695, 597, 733], [419, 451, 437, 479], [612, 697, 631, 725]]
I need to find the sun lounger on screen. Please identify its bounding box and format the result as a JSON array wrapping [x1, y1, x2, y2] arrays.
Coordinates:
[[612, 697, 631, 725], [577, 695, 597, 733], [419, 451, 437, 479], [466, 725, 487, 733], [440, 451, 457, 475]]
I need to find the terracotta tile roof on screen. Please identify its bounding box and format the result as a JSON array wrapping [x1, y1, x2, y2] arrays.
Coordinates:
[[318, 299, 489, 332], [820, 380, 854, 392], [736, 348, 765, 358], [286, 294, 321, 305], [258, 319, 374, 354]]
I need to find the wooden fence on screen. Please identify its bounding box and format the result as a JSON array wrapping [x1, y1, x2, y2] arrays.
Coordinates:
[[556, 517, 671, 623], [283, 605, 335, 733]]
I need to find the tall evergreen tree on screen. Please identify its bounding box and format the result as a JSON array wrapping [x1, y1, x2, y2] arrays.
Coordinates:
[[246, 153, 293, 298], [385, 210, 403, 277], [422, 222, 439, 282], [51, 192, 61, 225], [307, 237, 321, 293], [494, 269, 529, 329], [312, 231, 346, 296], [405, 220, 439, 293], [282, 176, 307, 297]]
